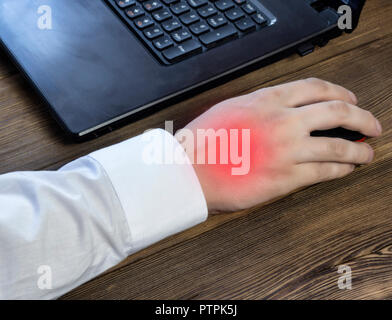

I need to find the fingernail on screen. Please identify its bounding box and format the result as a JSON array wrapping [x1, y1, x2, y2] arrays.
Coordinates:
[[375, 119, 383, 135]]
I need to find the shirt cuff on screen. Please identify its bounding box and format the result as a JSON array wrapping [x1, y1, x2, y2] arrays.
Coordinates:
[[89, 128, 208, 253]]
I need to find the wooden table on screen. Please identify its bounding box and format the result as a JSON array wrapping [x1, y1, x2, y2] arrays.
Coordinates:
[[1, 0, 391, 300]]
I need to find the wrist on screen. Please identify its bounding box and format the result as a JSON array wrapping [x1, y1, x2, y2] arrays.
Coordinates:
[[175, 129, 215, 212]]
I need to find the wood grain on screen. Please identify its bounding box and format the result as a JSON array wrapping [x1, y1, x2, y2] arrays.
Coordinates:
[[61, 33, 392, 300], [0, 0, 391, 299]]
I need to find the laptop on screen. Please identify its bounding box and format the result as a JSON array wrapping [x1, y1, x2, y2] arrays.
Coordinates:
[[0, 0, 365, 140]]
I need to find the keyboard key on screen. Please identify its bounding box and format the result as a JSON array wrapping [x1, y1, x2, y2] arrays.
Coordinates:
[[215, 0, 235, 11], [109, 0, 274, 64], [143, 0, 163, 11], [125, 5, 144, 19], [134, 16, 154, 29], [153, 35, 174, 50], [152, 8, 172, 21], [242, 2, 256, 14], [199, 24, 237, 48], [116, 0, 136, 8], [187, 0, 208, 8], [143, 25, 164, 39], [162, 0, 178, 4], [225, 7, 244, 21], [171, 28, 192, 42], [252, 12, 267, 25], [189, 21, 209, 34], [197, 4, 217, 18], [235, 16, 255, 32], [162, 18, 182, 31], [170, 1, 190, 15], [180, 10, 200, 25], [207, 14, 227, 28], [163, 39, 202, 62]]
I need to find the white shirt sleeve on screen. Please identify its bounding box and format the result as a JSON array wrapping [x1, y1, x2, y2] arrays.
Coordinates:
[[0, 129, 208, 299]]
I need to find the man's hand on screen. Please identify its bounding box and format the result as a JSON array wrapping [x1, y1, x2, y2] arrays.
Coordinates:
[[177, 78, 382, 213]]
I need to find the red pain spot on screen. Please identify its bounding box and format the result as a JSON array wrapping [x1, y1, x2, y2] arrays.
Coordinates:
[[193, 115, 276, 189]]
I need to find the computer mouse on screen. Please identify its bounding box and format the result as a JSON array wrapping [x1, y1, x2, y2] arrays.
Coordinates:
[[311, 127, 366, 142]]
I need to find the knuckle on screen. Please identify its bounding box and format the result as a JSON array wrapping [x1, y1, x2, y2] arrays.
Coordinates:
[[313, 163, 332, 181], [322, 163, 340, 180], [304, 77, 329, 92], [261, 87, 284, 101], [266, 111, 291, 128], [328, 140, 348, 158], [329, 164, 341, 178], [314, 164, 325, 180], [314, 163, 353, 182], [338, 164, 354, 177], [251, 88, 268, 101], [328, 100, 350, 118], [304, 77, 321, 84]]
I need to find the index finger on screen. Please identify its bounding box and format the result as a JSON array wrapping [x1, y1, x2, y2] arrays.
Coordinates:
[[254, 78, 358, 108], [298, 100, 382, 138]]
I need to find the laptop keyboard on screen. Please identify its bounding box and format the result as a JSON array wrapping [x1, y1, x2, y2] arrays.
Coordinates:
[[106, 0, 275, 64]]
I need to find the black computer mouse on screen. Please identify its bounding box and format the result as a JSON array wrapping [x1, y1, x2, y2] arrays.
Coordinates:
[[311, 127, 366, 142]]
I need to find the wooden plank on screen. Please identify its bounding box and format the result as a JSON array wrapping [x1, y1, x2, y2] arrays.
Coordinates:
[[61, 34, 392, 299]]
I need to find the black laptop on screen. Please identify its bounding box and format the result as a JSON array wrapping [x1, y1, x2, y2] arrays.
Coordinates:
[[0, 0, 365, 140]]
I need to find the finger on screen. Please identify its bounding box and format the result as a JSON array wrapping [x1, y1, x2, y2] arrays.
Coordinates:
[[253, 78, 357, 108], [295, 137, 374, 164], [298, 100, 382, 137], [294, 162, 355, 187]]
